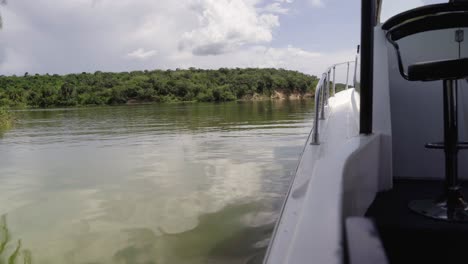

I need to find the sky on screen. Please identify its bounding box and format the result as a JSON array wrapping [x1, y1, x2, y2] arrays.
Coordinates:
[[0, 0, 443, 77]]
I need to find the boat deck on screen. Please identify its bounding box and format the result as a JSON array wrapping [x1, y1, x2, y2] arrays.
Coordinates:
[[366, 179, 468, 264]]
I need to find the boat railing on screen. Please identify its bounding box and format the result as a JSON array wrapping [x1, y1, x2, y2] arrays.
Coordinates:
[[311, 60, 355, 145]]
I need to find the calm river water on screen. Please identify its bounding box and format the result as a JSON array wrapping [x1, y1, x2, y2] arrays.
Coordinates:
[[0, 100, 314, 264]]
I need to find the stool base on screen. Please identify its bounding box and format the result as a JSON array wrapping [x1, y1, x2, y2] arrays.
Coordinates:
[[409, 190, 468, 222]]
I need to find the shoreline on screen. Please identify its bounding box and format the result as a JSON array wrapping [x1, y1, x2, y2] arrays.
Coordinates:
[[7, 91, 315, 110]]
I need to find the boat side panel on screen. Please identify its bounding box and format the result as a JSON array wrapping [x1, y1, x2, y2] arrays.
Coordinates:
[[265, 90, 385, 264], [342, 135, 381, 218], [283, 90, 359, 264]]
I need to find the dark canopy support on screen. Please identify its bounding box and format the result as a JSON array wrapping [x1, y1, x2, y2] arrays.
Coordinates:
[[360, 0, 376, 135]]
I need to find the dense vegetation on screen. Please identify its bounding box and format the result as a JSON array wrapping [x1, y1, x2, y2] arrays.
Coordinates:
[[0, 108, 12, 130], [0, 68, 318, 108]]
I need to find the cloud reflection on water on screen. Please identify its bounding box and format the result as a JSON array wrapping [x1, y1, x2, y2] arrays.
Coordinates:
[[0, 100, 313, 263]]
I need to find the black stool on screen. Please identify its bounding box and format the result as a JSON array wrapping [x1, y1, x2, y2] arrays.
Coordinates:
[[383, 2, 468, 221], [408, 59, 468, 221]]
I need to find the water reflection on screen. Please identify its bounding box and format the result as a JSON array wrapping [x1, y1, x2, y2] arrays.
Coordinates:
[[0, 100, 313, 263], [112, 203, 274, 264]]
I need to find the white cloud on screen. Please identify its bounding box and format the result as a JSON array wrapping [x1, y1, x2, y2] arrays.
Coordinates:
[[127, 48, 157, 60], [308, 0, 324, 8], [380, 0, 424, 21], [171, 45, 355, 78], [179, 0, 280, 56], [0, 0, 192, 74], [260, 3, 289, 14], [0, 0, 351, 77]]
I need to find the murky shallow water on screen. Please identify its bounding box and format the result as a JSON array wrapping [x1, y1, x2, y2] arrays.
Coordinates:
[[0, 100, 313, 264]]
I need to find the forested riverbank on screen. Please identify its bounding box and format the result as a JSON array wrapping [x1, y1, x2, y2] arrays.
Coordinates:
[[0, 68, 320, 108], [0, 108, 12, 130]]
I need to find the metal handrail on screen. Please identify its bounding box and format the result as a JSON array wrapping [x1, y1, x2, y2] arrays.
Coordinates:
[[311, 74, 327, 145], [311, 60, 356, 145]]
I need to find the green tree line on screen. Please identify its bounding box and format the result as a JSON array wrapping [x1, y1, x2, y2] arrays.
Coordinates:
[[0, 108, 12, 131], [0, 68, 318, 108]]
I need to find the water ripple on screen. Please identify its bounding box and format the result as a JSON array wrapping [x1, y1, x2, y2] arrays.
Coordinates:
[[0, 100, 314, 264]]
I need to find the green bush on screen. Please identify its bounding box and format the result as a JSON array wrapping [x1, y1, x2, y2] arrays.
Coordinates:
[[0, 68, 318, 107], [0, 108, 12, 130]]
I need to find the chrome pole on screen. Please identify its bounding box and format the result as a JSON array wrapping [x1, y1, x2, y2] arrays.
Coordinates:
[[311, 87, 321, 144], [328, 70, 331, 97], [332, 66, 336, 96], [320, 74, 326, 120], [325, 70, 330, 105], [353, 56, 359, 88], [310, 63, 354, 146], [311, 79, 323, 145], [345, 62, 350, 89]]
